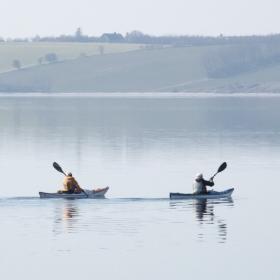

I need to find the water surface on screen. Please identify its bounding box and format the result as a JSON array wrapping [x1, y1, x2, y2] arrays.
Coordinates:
[[0, 94, 279, 279]]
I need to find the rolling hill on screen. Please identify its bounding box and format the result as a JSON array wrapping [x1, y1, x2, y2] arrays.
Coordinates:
[[0, 43, 280, 93]]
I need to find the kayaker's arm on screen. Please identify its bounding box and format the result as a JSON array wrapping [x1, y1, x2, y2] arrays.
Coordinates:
[[202, 178, 214, 187], [73, 178, 83, 192]]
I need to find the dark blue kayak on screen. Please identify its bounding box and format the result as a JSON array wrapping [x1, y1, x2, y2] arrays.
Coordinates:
[[169, 188, 234, 200]]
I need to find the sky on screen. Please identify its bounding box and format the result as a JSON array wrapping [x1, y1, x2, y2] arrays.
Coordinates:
[[1, 0, 280, 38]]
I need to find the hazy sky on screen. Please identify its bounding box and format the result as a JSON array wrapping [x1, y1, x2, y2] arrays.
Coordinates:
[[1, 0, 279, 38]]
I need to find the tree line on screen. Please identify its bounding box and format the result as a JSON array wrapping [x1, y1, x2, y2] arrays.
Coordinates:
[[3, 28, 280, 46], [204, 41, 280, 78]]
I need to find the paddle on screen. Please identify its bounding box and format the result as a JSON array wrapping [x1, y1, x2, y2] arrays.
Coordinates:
[[52, 162, 88, 197], [53, 162, 67, 176], [211, 162, 227, 180]]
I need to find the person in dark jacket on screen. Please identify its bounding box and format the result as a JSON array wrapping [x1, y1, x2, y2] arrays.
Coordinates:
[[193, 173, 214, 194]]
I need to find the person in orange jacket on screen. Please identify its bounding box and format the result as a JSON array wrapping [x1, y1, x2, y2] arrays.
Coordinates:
[[62, 172, 82, 194]]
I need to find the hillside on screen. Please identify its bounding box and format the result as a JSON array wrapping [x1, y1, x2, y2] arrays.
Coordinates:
[[0, 46, 208, 92], [0, 43, 280, 93], [0, 42, 143, 73]]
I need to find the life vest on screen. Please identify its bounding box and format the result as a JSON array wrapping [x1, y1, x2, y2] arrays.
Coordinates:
[[63, 176, 80, 192], [193, 179, 206, 194]]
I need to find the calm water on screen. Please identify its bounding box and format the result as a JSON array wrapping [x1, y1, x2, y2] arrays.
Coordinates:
[[0, 93, 279, 279]]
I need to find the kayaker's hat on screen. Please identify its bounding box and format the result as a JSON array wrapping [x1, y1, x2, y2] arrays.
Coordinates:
[[195, 173, 203, 180], [67, 172, 72, 176]]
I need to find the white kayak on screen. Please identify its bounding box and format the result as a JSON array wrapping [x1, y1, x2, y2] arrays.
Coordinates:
[[169, 188, 234, 200], [39, 187, 109, 199]]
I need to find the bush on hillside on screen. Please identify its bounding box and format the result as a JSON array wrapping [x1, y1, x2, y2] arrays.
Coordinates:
[[45, 53, 58, 63], [12, 59, 21, 70]]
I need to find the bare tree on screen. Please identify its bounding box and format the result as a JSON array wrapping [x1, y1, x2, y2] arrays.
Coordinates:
[[98, 45, 104, 55], [12, 59, 21, 70], [75, 27, 83, 39], [38, 57, 43, 65]]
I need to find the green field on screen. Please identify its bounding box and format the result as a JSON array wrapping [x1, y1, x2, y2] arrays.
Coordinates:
[[0, 45, 211, 92], [0, 42, 143, 73], [0, 43, 280, 93]]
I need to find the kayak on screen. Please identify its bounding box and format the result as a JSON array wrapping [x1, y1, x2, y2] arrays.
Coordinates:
[[39, 187, 109, 199], [169, 188, 234, 200]]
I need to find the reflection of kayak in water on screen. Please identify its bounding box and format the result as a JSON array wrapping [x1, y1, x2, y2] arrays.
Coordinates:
[[169, 188, 234, 200], [39, 187, 109, 199]]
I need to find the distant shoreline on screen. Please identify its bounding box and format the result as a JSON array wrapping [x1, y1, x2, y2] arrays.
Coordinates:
[[0, 92, 280, 98]]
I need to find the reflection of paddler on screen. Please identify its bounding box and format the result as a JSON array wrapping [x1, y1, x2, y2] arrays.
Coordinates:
[[194, 199, 214, 221], [52, 200, 79, 234], [62, 201, 79, 232], [63, 204, 78, 220]]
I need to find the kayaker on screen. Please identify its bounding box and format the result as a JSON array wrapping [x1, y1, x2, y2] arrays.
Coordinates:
[[193, 173, 214, 194], [61, 172, 82, 194]]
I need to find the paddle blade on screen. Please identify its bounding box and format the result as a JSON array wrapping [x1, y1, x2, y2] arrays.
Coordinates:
[[53, 162, 66, 175], [217, 162, 227, 173]]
